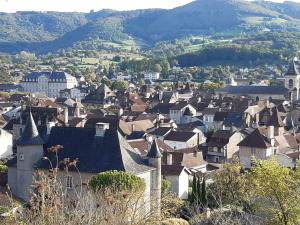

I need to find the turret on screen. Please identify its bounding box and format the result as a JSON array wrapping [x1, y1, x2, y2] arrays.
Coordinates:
[[147, 139, 162, 217], [15, 111, 44, 201]]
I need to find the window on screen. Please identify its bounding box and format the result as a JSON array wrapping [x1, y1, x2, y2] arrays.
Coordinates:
[[66, 175, 73, 189], [19, 153, 24, 161], [289, 79, 294, 89]]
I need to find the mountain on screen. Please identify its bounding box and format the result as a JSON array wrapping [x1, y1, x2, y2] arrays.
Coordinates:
[[0, 11, 87, 42], [1, 0, 300, 53]]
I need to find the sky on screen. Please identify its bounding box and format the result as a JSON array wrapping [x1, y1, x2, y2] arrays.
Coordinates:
[[0, 0, 300, 13]]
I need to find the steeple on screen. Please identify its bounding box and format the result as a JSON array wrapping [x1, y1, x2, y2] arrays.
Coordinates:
[[286, 59, 300, 76], [147, 139, 162, 158], [16, 111, 44, 145]]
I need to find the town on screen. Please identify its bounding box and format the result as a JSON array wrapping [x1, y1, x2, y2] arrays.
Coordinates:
[[2, 0, 300, 224], [0, 54, 300, 224]]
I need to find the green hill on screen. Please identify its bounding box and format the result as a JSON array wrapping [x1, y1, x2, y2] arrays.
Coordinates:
[[1, 0, 300, 53]]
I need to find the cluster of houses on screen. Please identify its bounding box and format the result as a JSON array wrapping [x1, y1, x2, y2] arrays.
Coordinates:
[[1, 60, 300, 215]]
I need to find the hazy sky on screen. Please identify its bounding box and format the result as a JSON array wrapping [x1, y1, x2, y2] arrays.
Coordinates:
[[0, 0, 299, 13]]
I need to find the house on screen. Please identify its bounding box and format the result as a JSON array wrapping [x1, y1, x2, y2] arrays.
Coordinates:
[[148, 103, 175, 117], [82, 83, 116, 108], [213, 111, 229, 131], [144, 72, 160, 81], [59, 87, 88, 100], [7, 112, 162, 217], [0, 128, 13, 159], [161, 165, 189, 199], [223, 112, 245, 131], [148, 127, 173, 140], [164, 131, 199, 149], [202, 107, 219, 132], [206, 130, 242, 163], [162, 148, 207, 173], [238, 127, 277, 169], [169, 102, 196, 124]]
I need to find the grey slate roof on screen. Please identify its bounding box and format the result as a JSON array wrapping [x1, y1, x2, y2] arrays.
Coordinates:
[[268, 107, 284, 127], [217, 85, 288, 95], [147, 139, 162, 158], [23, 71, 74, 82], [223, 112, 244, 128], [36, 127, 152, 174], [16, 111, 45, 146]]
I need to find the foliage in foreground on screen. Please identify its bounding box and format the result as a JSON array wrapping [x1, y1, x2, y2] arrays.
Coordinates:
[[189, 158, 300, 225], [89, 170, 145, 193]]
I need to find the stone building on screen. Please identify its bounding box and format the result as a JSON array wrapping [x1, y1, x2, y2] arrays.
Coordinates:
[[7, 112, 162, 216], [21, 71, 78, 97]]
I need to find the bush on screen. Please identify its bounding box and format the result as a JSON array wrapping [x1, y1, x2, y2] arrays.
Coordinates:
[[89, 170, 145, 193], [0, 161, 7, 173], [162, 218, 189, 225], [162, 178, 171, 195]]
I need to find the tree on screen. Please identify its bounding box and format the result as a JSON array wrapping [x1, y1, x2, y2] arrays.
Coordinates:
[[210, 157, 255, 212], [252, 159, 300, 225], [196, 177, 202, 205], [101, 77, 112, 87], [111, 80, 129, 91], [161, 59, 170, 75], [191, 175, 198, 204], [153, 64, 162, 73], [201, 178, 207, 208], [162, 178, 171, 196], [138, 78, 145, 86]]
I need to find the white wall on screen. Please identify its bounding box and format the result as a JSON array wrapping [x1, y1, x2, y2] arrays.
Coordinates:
[[165, 170, 189, 199], [0, 128, 13, 158]]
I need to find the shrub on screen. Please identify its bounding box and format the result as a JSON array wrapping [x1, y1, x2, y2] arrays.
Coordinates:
[[0, 161, 8, 173], [162, 178, 171, 195], [89, 170, 145, 193]]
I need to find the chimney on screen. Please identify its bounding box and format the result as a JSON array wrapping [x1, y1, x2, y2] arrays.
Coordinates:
[[46, 122, 56, 135], [267, 125, 275, 147], [64, 107, 69, 126], [167, 152, 172, 165], [95, 122, 109, 137]]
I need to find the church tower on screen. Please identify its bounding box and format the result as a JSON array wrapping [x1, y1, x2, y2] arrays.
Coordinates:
[[15, 111, 44, 201], [285, 59, 300, 101]]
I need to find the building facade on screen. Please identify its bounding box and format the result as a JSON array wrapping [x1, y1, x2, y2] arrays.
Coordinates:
[[21, 71, 78, 97]]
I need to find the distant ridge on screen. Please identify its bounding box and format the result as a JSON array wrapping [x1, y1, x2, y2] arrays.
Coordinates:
[[1, 0, 300, 53]]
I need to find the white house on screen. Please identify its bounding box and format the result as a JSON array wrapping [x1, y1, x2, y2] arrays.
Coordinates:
[[21, 71, 78, 97], [169, 102, 197, 124], [162, 165, 189, 199], [144, 72, 160, 81]]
